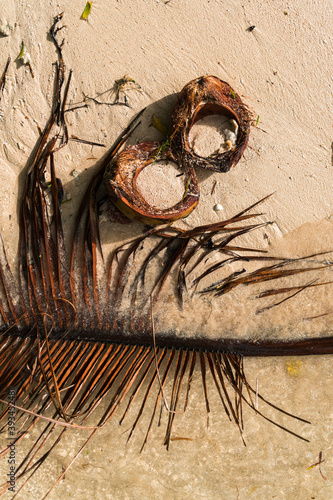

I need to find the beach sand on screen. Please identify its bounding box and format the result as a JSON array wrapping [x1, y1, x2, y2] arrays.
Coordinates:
[[0, 0, 333, 498]]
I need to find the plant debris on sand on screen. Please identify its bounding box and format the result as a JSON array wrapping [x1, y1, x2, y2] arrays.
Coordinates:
[[0, 14, 333, 499]]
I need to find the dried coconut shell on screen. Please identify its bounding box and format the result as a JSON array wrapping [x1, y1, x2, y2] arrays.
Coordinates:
[[104, 141, 200, 225], [169, 75, 251, 172]]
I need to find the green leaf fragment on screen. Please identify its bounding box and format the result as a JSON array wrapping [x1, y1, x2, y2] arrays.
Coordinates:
[[18, 41, 25, 59], [17, 40, 34, 77], [151, 138, 170, 166], [150, 114, 168, 137], [230, 89, 236, 99], [81, 1, 92, 20], [256, 115, 260, 125]]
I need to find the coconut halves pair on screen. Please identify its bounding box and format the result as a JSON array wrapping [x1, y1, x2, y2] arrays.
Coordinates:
[[104, 76, 251, 225]]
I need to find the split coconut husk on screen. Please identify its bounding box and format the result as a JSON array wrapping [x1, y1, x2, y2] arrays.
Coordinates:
[[104, 141, 200, 225], [105, 76, 250, 224], [169, 75, 251, 172]]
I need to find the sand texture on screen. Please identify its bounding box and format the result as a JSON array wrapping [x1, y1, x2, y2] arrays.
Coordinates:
[[135, 160, 185, 208], [0, 0, 333, 499], [189, 114, 238, 156]]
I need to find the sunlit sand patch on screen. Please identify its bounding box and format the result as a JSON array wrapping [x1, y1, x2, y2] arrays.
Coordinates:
[[189, 114, 238, 157], [135, 160, 186, 209]]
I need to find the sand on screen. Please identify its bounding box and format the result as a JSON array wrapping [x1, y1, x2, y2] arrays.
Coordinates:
[[135, 160, 185, 208], [189, 114, 238, 156], [0, 0, 333, 498]]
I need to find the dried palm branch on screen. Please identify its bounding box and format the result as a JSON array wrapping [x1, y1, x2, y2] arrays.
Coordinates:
[[0, 14, 333, 499]]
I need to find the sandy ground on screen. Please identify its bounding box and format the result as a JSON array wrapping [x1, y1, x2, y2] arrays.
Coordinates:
[[0, 0, 333, 498]]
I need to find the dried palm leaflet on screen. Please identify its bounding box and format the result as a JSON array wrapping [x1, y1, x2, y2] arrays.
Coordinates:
[[0, 15, 333, 499]]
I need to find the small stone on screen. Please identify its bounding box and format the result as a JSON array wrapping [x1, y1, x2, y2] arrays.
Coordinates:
[[213, 203, 223, 212], [0, 23, 13, 36], [22, 52, 31, 65], [70, 169, 79, 179]]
